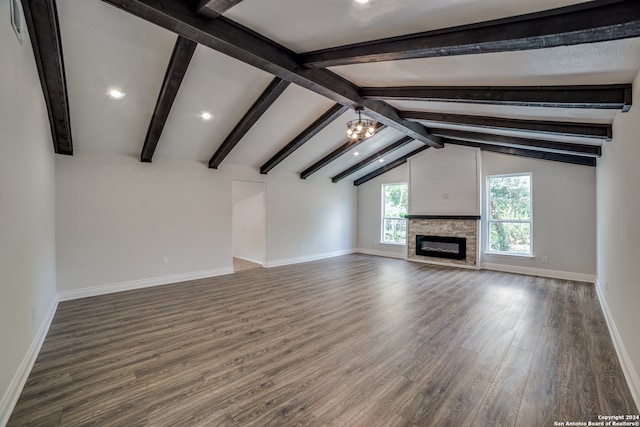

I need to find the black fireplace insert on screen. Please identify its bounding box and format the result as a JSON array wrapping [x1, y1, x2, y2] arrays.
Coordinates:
[[415, 235, 466, 260]]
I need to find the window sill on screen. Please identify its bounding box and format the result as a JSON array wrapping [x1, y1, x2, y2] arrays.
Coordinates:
[[380, 242, 406, 246], [485, 251, 535, 259]]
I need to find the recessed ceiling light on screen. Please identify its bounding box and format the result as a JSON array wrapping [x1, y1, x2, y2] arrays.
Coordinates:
[[354, 151, 360, 156], [200, 112, 213, 121], [379, 158, 385, 163], [355, 0, 369, 3], [108, 88, 125, 99]]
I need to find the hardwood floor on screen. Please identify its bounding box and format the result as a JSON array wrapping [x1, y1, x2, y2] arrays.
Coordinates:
[[233, 257, 263, 272], [8, 254, 638, 426]]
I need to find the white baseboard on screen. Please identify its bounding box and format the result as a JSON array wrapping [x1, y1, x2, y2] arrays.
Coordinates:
[[57, 267, 235, 302], [355, 248, 405, 259], [481, 263, 596, 283], [595, 281, 640, 411], [266, 249, 355, 268], [0, 296, 58, 427]]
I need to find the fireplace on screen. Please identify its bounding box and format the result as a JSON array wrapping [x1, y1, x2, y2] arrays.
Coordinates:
[[416, 234, 467, 260], [407, 216, 479, 267], [416, 235, 467, 260]]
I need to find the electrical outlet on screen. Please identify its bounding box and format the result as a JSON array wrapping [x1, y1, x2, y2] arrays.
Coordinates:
[[299, 244, 304, 251], [31, 308, 36, 326], [605, 281, 609, 291], [541, 256, 548, 264], [162, 257, 169, 265]]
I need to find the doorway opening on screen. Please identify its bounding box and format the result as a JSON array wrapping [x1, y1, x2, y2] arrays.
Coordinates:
[[232, 181, 266, 271]]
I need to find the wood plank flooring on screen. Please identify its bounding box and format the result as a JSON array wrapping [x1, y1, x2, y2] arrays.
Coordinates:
[[233, 257, 263, 272], [8, 254, 638, 426]]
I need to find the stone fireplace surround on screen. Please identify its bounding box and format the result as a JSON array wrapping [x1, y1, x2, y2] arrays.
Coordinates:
[[407, 215, 481, 268]]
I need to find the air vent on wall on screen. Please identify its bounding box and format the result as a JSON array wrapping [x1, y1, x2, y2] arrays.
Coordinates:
[[11, 0, 23, 44]]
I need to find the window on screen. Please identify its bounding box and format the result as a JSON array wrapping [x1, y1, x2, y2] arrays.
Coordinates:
[[487, 173, 532, 255], [382, 183, 408, 244]]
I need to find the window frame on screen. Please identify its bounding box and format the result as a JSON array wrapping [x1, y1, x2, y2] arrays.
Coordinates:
[[486, 172, 533, 257], [381, 182, 408, 246]]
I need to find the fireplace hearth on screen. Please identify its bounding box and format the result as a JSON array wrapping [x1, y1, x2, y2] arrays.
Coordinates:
[[416, 235, 466, 260]]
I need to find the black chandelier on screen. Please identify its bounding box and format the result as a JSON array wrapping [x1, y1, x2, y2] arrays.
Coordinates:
[[346, 106, 377, 140]]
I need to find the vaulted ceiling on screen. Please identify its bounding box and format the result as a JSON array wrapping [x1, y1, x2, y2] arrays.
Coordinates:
[[20, 0, 640, 185]]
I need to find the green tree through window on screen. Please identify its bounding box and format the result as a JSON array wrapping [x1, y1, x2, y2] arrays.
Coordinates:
[[382, 183, 408, 244], [487, 174, 532, 255]]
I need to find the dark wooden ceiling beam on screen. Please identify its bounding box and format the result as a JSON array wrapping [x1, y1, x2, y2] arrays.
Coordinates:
[[196, 0, 244, 18], [360, 100, 442, 148], [353, 146, 429, 186], [20, 0, 73, 155], [332, 136, 414, 183], [444, 139, 596, 166], [362, 85, 632, 111], [100, 0, 442, 147], [401, 110, 612, 140], [301, 0, 640, 68], [299, 125, 387, 180], [353, 133, 597, 185], [209, 77, 290, 169], [260, 104, 349, 174], [141, 36, 197, 162], [430, 129, 601, 157]]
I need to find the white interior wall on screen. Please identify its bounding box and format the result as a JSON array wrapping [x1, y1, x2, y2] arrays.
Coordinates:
[[55, 151, 356, 297], [263, 171, 357, 266], [596, 69, 640, 406], [0, 2, 58, 422], [481, 151, 597, 280], [232, 181, 266, 265], [409, 145, 480, 215], [55, 150, 233, 297], [356, 164, 409, 258]]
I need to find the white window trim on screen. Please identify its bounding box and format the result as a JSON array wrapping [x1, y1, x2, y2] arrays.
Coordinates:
[[381, 182, 408, 245], [380, 241, 406, 247], [485, 172, 533, 257]]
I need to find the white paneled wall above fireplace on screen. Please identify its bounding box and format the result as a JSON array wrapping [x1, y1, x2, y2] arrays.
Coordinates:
[[408, 145, 481, 216]]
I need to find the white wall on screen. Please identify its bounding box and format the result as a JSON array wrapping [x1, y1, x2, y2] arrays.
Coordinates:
[[55, 151, 356, 296], [55, 151, 233, 296], [0, 2, 58, 422], [481, 151, 597, 280], [596, 69, 640, 406], [409, 145, 480, 215], [264, 171, 357, 266], [232, 181, 266, 265], [356, 164, 408, 258]]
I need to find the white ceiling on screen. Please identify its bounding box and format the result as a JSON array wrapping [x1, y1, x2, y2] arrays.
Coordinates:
[[55, 0, 640, 183], [155, 45, 274, 162], [58, 0, 175, 156], [385, 100, 618, 123], [225, 0, 592, 53], [330, 39, 640, 87], [223, 85, 335, 168]]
